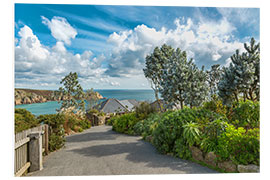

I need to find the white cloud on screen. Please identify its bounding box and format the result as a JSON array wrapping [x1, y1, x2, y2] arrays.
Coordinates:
[[105, 17, 244, 77], [110, 81, 120, 86], [15, 25, 106, 88], [41, 16, 77, 45]]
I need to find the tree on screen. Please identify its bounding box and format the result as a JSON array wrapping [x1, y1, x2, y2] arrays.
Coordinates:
[[206, 64, 223, 98], [157, 46, 209, 109], [183, 64, 209, 108], [218, 38, 260, 104], [143, 44, 173, 111], [85, 88, 100, 110], [57, 72, 85, 114]]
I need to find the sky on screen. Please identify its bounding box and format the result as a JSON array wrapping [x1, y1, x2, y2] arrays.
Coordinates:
[[14, 3, 260, 90]]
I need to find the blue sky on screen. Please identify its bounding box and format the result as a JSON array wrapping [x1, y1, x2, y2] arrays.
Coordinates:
[[14, 4, 260, 90]]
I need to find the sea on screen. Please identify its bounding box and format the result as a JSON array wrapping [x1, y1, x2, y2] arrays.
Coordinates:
[[15, 89, 156, 116]]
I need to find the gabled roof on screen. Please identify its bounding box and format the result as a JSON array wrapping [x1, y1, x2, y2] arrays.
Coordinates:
[[126, 99, 140, 107], [96, 98, 127, 113], [119, 100, 135, 111]]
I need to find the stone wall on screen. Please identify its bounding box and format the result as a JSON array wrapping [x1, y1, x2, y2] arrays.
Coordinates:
[[189, 146, 259, 173]]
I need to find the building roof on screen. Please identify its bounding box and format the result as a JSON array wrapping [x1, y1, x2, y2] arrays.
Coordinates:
[[119, 100, 135, 111], [95, 98, 128, 113], [126, 99, 140, 107], [94, 98, 141, 113]]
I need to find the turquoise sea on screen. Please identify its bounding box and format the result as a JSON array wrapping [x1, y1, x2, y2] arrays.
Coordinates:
[[15, 89, 156, 116]]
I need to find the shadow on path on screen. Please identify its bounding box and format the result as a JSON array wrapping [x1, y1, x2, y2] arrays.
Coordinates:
[[69, 138, 216, 173], [66, 129, 117, 143]]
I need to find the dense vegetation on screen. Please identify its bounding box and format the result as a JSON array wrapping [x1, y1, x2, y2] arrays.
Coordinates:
[[15, 109, 91, 152], [15, 72, 93, 152], [112, 38, 260, 172]]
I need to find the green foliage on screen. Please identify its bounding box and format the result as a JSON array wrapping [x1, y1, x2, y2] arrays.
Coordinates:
[[15, 108, 39, 133], [38, 114, 66, 151], [134, 102, 157, 120], [112, 113, 140, 135], [218, 38, 260, 104], [216, 125, 260, 165], [202, 95, 227, 115], [57, 72, 85, 114], [182, 122, 201, 147], [77, 118, 91, 129], [229, 100, 259, 129], [48, 133, 65, 152], [133, 113, 160, 137], [143, 44, 172, 111], [174, 138, 192, 159], [206, 64, 223, 97], [85, 88, 100, 110], [200, 119, 229, 153]]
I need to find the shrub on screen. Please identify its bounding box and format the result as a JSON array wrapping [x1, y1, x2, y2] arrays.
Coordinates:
[[112, 113, 140, 135], [182, 122, 201, 147], [202, 96, 227, 115], [216, 124, 260, 165], [38, 114, 66, 151], [152, 108, 224, 155], [229, 100, 259, 129], [174, 138, 192, 159], [200, 118, 229, 153], [133, 113, 160, 137], [134, 102, 157, 120], [48, 133, 65, 152], [15, 108, 39, 133]]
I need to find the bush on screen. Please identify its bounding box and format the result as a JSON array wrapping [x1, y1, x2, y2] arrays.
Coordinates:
[[202, 96, 227, 116], [112, 113, 140, 135], [133, 113, 160, 137], [200, 118, 229, 153], [174, 138, 192, 159], [49, 133, 65, 152], [216, 124, 260, 165], [134, 102, 157, 120], [38, 114, 66, 151], [15, 108, 39, 133], [152, 108, 224, 155], [229, 100, 259, 129]]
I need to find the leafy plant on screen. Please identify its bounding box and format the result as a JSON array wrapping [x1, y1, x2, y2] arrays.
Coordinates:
[[182, 122, 201, 147], [174, 138, 192, 159], [112, 113, 140, 135], [15, 108, 39, 133], [229, 100, 259, 129], [38, 114, 66, 151], [216, 124, 260, 165]]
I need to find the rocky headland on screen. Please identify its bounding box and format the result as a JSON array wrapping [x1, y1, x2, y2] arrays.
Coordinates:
[[15, 88, 103, 105]]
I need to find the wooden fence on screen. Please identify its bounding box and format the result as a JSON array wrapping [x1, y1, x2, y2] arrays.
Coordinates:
[[14, 124, 49, 177]]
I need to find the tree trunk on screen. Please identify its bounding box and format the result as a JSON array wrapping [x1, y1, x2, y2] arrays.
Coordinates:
[[154, 89, 163, 112]]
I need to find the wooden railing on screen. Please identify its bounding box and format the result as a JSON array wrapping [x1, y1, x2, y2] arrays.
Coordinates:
[[14, 124, 49, 177]]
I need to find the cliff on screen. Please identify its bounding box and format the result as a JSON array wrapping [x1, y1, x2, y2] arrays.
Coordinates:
[[15, 89, 57, 105], [15, 88, 104, 105]]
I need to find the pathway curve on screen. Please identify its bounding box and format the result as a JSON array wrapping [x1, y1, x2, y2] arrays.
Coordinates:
[[29, 125, 217, 176]]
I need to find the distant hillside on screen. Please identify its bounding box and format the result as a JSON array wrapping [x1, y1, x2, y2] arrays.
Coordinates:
[[15, 89, 56, 105], [15, 88, 103, 105]]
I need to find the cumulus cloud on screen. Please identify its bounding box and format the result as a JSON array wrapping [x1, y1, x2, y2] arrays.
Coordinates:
[[105, 17, 245, 77], [41, 16, 77, 45], [15, 24, 106, 88]]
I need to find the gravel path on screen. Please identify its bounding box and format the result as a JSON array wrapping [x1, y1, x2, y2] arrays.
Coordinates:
[[29, 125, 217, 176]]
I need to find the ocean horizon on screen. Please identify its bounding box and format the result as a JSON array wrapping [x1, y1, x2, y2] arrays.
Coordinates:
[[15, 89, 157, 116]]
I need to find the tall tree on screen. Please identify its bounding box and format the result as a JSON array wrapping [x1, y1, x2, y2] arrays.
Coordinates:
[[57, 72, 85, 114], [218, 37, 260, 104], [143, 44, 173, 111], [206, 64, 223, 98], [85, 88, 100, 110], [158, 47, 209, 109]]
